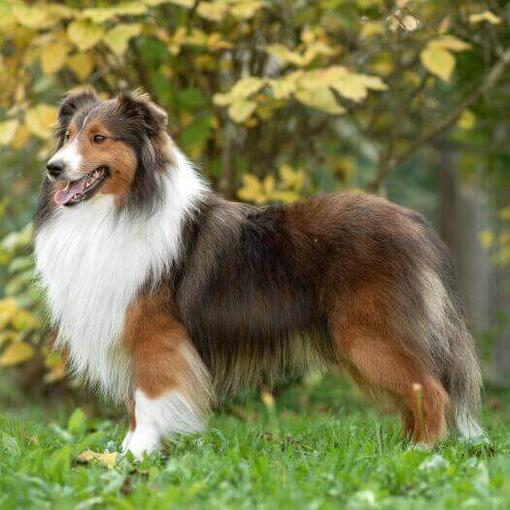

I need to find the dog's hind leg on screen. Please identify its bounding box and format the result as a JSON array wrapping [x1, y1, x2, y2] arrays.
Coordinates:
[[335, 327, 449, 446]]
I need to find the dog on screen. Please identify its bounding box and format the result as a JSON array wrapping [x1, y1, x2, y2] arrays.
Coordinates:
[[34, 90, 484, 458]]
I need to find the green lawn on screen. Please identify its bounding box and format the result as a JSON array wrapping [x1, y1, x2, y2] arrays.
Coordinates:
[[0, 374, 509, 509]]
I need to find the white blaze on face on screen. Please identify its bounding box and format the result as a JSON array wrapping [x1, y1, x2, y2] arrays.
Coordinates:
[[47, 140, 83, 180]]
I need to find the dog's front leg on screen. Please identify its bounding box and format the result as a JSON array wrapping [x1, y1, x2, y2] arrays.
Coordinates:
[[121, 297, 213, 459], [124, 388, 207, 459]]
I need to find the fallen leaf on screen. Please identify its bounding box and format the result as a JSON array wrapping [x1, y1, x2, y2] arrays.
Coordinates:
[[77, 450, 118, 469]]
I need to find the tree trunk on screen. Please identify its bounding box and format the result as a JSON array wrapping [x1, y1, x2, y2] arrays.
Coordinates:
[[439, 149, 493, 363]]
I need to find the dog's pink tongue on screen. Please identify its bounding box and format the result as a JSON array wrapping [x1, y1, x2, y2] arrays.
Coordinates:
[[54, 179, 86, 205]]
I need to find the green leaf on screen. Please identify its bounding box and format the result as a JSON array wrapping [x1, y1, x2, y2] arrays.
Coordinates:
[[1, 433, 20, 456], [46, 446, 73, 483], [67, 408, 88, 436]]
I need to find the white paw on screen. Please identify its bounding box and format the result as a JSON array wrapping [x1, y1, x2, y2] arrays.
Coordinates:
[[125, 427, 161, 460], [121, 430, 133, 452]]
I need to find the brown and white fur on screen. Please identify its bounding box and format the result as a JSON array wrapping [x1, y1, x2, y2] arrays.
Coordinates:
[[34, 90, 484, 458]]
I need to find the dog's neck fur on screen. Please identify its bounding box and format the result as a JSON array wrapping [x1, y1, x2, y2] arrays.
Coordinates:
[[34, 150, 207, 399]]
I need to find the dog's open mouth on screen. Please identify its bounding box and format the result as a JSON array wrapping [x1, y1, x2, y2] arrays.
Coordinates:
[[54, 167, 110, 206]]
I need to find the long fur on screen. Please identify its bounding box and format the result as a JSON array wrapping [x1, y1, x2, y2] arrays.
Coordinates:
[[35, 150, 206, 400], [34, 91, 484, 454]]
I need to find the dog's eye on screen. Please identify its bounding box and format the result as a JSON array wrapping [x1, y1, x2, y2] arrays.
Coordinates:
[[93, 134, 106, 144]]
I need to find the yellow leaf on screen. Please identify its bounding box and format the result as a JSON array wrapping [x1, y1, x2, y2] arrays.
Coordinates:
[[146, 0, 192, 5], [231, 1, 264, 19], [230, 77, 266, 99], [169, 0, 195, 6], [0, 298, 18, 315], [103, 24, 142, 56], [238, 174, 265, 203], [457, 110, 476, 130], [67, 20, 105, 51], [263, 175, 275, 195], [0, 119, 19, 145], [429, 36, 471, 52], [12, 5, 55, 30], [44, 350, 66, 383], [294, 87, 345, 114], [260, 390, 275, 410], [469, 11, 502, 25], [12, 309, 39, 331], [197, 2, 228, 21], [44, 363, 66, 384], [83, 4, 147, 23], [279, 164, 304, 191], [360, 21, 385, 39], [214, 77, 265, 107], [41, 41, 70, 75], [228, 99, 257, 123], [265, 44, 308, 67], [213, 93, 233, 107], [480, 230, 495, 248], [77, 450, 118, 469], [25, 104, 58, 140], [66, 53, 95, 81], [10, 124, 31, 150], [330, 72, 387, 103], [420, 47, 455, 82], [499, 207, 510, 221], [0, 342, 35, 367], [268, 78, 297, 100], [369, 53, 394, 77], [0, 332, 21, 348], [207, 32, 232, 51]]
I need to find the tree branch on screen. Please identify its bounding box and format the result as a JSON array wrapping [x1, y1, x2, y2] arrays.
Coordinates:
[[365, 45, 510, 193]]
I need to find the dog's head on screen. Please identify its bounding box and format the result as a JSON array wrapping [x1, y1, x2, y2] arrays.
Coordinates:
[[46, 89, 172, 211]]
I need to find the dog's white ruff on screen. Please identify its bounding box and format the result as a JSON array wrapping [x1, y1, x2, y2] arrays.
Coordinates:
[[34, 150, 206, 401]]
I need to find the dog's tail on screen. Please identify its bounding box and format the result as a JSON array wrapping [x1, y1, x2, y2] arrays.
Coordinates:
[[422, 265, 485, 441], [446, 317, 484, 440]]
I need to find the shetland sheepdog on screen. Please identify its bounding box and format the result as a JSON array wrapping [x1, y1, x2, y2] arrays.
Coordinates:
[[34, 90, 484, 458]]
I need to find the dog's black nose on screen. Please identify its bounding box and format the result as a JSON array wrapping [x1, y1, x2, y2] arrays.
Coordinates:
[[46, 160, 65, 178]]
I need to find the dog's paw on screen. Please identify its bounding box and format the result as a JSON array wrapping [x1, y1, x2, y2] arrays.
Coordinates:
[[124, 428, 161, 460], [121, 430, 133, 452]]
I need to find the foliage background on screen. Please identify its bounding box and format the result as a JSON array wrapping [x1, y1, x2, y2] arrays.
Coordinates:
[[0, 0, 509, 478], [1, 1, 510, 508]]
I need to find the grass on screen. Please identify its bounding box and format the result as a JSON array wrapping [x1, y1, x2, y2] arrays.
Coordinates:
[[0, 373, 509, 510]]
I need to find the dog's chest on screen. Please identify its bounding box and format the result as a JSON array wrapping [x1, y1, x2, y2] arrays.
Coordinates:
[[34, 197, 178, 398]]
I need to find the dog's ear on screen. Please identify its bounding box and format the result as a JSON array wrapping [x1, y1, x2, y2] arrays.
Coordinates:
[[55, 90, 99, 145], [116, 90, 168, 138]]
